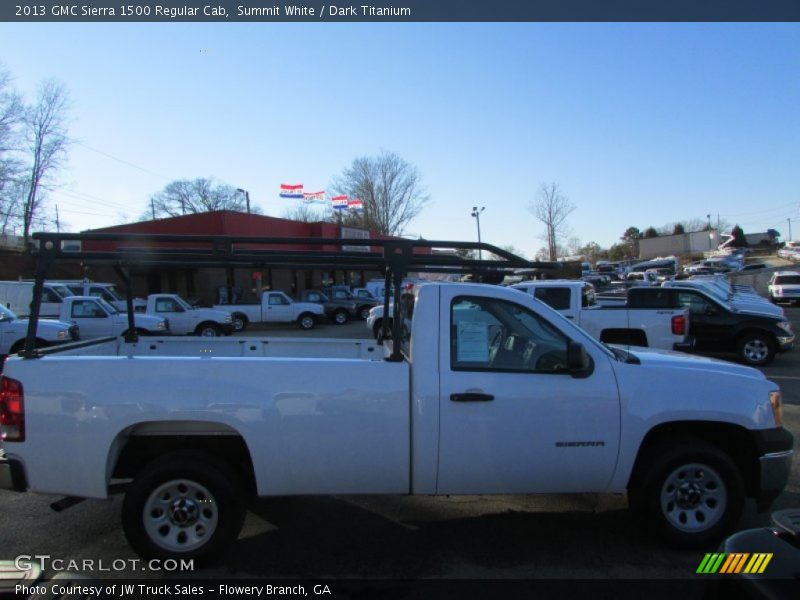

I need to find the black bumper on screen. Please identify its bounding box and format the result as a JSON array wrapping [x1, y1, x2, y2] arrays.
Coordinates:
[[752, 428, 794, 511], [0, 452, 27, 492]]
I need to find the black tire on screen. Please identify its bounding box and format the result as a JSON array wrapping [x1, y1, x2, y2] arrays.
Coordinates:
[[122, 452, 246, 564], [736, 332, 776, 366], [195, 323, 221, 337], [633, 441, 744, 548], [359, 306, 371, 321], [373, 319, 392, 341], [333, 310, 349, 325], [297, 313, 316, 330], [231, 313, 248, 333]]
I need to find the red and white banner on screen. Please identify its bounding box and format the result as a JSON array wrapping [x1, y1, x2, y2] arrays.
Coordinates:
[[331, 195, 348, 209], [347, 198, 364, 210], [279, 184, 304, 199], [303, 191, 325, 203]]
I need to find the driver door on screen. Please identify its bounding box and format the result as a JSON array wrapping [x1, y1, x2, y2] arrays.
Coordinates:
[[437, 291, 620, 494]]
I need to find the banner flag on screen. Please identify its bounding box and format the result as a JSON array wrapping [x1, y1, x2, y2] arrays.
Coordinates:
[[279, 184, 304, 199], [303, 191, 326, 203], [347, 198, 364, 210], [331, 195, 349, 210]]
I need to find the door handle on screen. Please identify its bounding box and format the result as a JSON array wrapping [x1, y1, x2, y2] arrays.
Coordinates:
[[450, 393, 494, 402]]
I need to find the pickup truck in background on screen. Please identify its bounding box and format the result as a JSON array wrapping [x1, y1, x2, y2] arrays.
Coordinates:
[[215, 290, 323, 331], [145, 294, 234, 336], [0, 303, 78, 357], [617, 286, 795, 366], [58, 281, 147, 313], [0, 281, 792, 563], [0, 281, 74, 318], [662, 277, 783, 317], [510, 280, 692, 351], [55, 296, 169, 339], [299, 289, 357, 324], [321, 286, 379, 320]]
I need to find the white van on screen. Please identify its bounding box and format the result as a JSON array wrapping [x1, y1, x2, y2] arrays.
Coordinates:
[[0, 281, 74, 318]]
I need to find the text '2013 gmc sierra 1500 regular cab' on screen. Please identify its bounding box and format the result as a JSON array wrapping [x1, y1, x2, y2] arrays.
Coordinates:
[[0, 282, 793, 564]]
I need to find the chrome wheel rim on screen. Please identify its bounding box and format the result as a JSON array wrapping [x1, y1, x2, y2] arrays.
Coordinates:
[[200, 327, 217, 337], [335, 312, 347, 324], [143, 479, 218, 552], [301, 316, 314, 329], [660, 463, 726, 533], [742, 339, 768, 363], [232, 317, 244, 331]]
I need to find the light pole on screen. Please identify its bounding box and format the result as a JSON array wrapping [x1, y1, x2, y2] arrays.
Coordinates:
[[471, 206, 485, 260], [788, 218, 793, 242], [236, 188, 251, 214]]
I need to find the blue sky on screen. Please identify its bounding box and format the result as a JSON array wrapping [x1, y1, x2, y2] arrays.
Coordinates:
[[0, 22, 798, 255]]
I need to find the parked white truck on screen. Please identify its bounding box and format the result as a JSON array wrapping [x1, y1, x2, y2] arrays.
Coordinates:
[[54, 296, 169, 339], [0, 304, 79, 357], [0, 281, 792, 564], [57, 281, 147, 313], [215, 290, 324, 331], [145, 294, 234, 337], [0, 281, 74, 318]]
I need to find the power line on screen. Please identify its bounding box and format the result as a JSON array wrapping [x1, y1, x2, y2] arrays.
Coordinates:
[[76, 141, 171, 180]]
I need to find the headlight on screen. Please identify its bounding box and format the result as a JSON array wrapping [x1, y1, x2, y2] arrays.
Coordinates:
[[224, 315, 232, 322], [57, 330, 68, 340], [156, 321, 166, 330], [776, 321, 794, 335], [775, 288, 783, 296], [769, 391, 783, 427]]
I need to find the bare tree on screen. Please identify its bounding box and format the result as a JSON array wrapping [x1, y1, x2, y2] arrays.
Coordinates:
[[149, 178, 259, 218], [528, 182, 575, 261], [281, 203, 326, 223], [20, 80, 70, 243], [0, 63, 23, 234], [330, 150, 430, 236]]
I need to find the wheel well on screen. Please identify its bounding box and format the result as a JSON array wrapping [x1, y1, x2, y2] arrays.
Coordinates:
[[736, 328, 776, 346], [110, 429, 256, 494], [298, 311, 316, 320], [196, 321, 219, 331], [232, 312, 249, 324], [9, 338, 48, 354], [627, 421, 758, 497], [600, 328, 648, 347]]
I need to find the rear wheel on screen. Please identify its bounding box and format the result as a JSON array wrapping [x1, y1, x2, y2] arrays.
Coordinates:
[[333, 310, 349, 325], [122, 453, 246, 563], [736, 332, 775, 366], [632, 441, 744, 548], [231, 313, 248, 333]]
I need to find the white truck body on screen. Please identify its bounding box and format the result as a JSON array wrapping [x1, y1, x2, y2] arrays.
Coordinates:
[[510, 280, 691, 350], [215, 291, 324, 331], [0, 304, 78, 356], [57, 296, 168, 338], [0, 282, 792, 560], [0, 281, 74, 318], [58, 281, 147, 313], [145, 294, 233, 336]]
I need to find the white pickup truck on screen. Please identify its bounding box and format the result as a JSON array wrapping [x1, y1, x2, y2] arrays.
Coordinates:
[[145, 294, 234, 336], [0, 304, 78, 357], [54, 296, 169, 339], [58, 281, 148, 313], [215, 290, 324, 332], [0, 281, 792, 564], [509, 280, 692, 350]]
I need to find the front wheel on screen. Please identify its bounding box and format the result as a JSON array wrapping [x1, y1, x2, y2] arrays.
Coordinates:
[[736, 333, 776, 366], [359, 306, 371, 320], [333, 310, 349, 325], [231, 313, 248, 333], [634, 441, 744, 548], [122, 453, 246, 563], [297, 313, 316, 330], [196, 323, 221, 337]]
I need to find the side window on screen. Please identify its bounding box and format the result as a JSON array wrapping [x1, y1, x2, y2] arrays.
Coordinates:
[[71, 300, 106, 318], [268, 294, 288, 306], [42, 288, 61, 303], [307, 293, 321, 302], [450, 296, 569, 373], [633, 290, 674, 309], [67, 286, 81, 295], [88, 287, 105, 298], [155, 299, 177, 312], [677, 292, 710, 315], [533, 287, 571, 311]]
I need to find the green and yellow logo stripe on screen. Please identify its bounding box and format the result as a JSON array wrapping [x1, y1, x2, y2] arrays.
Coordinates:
[[696, 553, 773, 574]]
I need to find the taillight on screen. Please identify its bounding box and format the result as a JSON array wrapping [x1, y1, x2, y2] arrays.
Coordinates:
[[0, 376, 24, 442], [671, 315, 686, 336]]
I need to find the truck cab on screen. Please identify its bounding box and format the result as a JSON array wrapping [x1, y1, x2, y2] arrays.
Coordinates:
[[146, 294, 234, 336], [61, 296, 169, 338], [58, 281, 147, 313]]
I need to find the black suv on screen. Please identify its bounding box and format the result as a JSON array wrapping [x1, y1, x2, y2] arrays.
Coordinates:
[[321, 286, 378, 320]]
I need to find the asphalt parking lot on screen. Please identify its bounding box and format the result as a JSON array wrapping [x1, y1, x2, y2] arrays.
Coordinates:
[[0, 308, 798, 593]]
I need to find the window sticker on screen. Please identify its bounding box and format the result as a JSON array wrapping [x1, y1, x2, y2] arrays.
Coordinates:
[[457, 321, 489, 363]]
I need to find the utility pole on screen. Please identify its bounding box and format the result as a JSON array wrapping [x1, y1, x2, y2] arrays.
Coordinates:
[[237, 188, 251, 214], [150, 199, 156, 220], [471, 206, 485, 260], [55, 205, 60, 233], [788, 218, 793, 241]]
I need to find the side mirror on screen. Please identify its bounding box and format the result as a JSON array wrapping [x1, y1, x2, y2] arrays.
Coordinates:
[[567, 341, 593, 378]]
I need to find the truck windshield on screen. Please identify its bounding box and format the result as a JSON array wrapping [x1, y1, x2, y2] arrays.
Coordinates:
[[174, 296, 194, 310], [774, 276, 800, 285], [97, 298, 120, 314], [104, 285, 123, 302], [49, 284, 74, 298], [0, 304, 18, 321]]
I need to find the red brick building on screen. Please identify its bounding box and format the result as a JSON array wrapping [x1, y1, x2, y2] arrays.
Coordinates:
[[86, 211, 409, 305]]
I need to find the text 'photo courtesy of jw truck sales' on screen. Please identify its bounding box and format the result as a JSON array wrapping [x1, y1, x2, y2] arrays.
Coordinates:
[[0, 232, 793, 565]]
